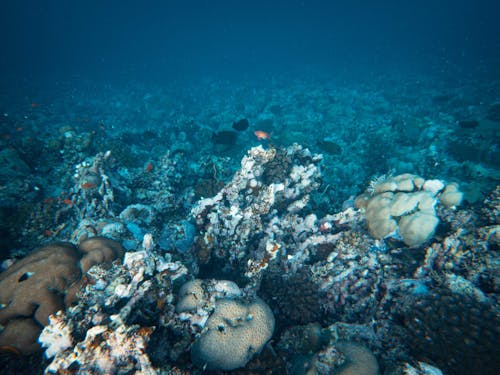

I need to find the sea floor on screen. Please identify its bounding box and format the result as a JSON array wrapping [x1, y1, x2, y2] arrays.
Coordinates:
[[0, 71, 498, 374]]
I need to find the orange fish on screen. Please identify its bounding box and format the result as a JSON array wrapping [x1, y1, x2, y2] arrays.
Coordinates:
[[31, 103, 40, 108], [81, 182, 96, 189], [145, 163, 153, 173], [254, 130, 271, 140], [63, 198, 73, 205]]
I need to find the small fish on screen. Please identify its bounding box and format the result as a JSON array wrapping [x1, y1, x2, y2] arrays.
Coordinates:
[[458, 120, 479, 129], [232, 118, 249, 131], [30, 103, 40, 108], [212, 130, 238, 146], [254, 130, 271, 140], [145, 163, 153, 173], [81, 182, 96, 189], [18, 271, 35, 282], [317, 140, 342, 155], [63, 198, 73, 205]]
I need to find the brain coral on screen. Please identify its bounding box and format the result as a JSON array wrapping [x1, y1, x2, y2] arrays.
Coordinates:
[[191, 297, 275, 370], [335, 341, 379, 375], [0, 237, 123, 354]]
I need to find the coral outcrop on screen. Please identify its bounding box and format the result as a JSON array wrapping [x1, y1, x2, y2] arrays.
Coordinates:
[[0, 237, 123, 353], [40, 240, 188, 374], [191, 144, 322, 288], [356, 173, 463, 246]]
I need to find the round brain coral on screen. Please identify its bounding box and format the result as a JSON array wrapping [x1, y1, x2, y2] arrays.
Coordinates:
[[335, 341, 379, 375], [191, 297, 275, 370], [176, 279, 205, 313]]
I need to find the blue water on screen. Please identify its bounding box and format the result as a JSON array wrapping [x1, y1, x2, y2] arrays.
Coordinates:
[[1, 0, 499, 87]]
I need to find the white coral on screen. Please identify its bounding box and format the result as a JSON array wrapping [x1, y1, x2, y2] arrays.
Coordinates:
[[39, 312, 73, 359]]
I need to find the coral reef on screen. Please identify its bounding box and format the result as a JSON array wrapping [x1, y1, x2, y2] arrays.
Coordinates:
[[1, 73, 498, 375], [333, 341, 379, 375], [379, 276, 499, 375], [44, 323, 156, 374], [39, 240, 188, 374], [176, 278, 243, 328], [0, 237, 123, 354], [261, 268, 322, 325], [276, 323, 379, 375]]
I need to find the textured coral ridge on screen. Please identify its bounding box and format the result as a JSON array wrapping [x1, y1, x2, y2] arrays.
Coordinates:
[[0, 236, 123, 354], [191, 143, 322, 283], [21, 145, 498, 374]]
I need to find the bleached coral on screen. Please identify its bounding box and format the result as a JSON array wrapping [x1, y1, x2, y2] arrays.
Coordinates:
[[44, 323, 156, 374], [191, 144, 322, 284], [42, 245, 186, 373], [176, 279, 244, 329], [39, 312, 73, 359], [356, 173, 463, 246]]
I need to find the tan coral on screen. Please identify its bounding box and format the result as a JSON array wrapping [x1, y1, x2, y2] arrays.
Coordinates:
[[359, 174, 463, 247], [65, 236, 124, 306], [335, 341, 379, 375], [78, 236, 124, 273], [0, 238, 123, 354], [191, 297, 275, 370], [0, 318, 43, 354], [0, 243, 82, 327]]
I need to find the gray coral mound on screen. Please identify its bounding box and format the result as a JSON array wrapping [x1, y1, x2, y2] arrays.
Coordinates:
[[191, 297, 275, 370]]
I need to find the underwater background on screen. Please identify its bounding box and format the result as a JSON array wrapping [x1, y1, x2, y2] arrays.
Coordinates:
[[0, 1, 498, 374]]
